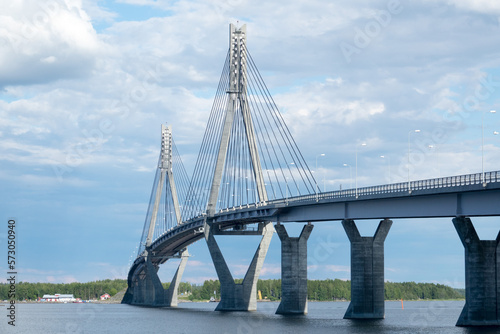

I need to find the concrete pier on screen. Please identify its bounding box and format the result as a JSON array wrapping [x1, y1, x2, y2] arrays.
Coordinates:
[[128, 255, 164, 306], [275, 223, 313, 315], [125, 249, 189, 307], [342, 219, 392, 319], [129, 275, 144, 305], [145, 255, 165, 305], [453, 216, 500, 327], [165, 249, 189, 307], [205, 222, 274, 311]]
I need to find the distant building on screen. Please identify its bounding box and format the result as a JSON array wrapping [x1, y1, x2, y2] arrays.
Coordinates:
[[40, 294, 76, 302], [100, 293, 111, 300]]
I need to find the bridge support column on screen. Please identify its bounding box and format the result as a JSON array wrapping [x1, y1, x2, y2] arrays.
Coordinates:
[[342, 218, 392, 319], [130, 276, 145, 304], [205, 221, 274, 311], [453, 216, 500, 327], [125, 249, 189, 307], [145, 255, 166, 306], [165, 249, 189, 307], [122, 285, 134, 304], [128, 255, 164, 306], [275, 223, 313, 315]]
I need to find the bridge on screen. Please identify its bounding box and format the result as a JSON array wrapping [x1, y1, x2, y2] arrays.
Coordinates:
[[123, 24, 500, 327]]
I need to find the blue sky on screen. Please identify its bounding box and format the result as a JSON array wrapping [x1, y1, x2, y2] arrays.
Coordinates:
[[0, 0, 499, 287]]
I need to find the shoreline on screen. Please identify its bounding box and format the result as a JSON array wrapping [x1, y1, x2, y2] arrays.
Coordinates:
[[9, 298, 465, 305]]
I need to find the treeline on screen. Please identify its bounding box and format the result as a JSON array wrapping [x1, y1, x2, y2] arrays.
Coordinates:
[[0, 279, 463, 301], [184, 279, 463, 302], [384, 281, 463, 300], [0, 279, 127, 301]]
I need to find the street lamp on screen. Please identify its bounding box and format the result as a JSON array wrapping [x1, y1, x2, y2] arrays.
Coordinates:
[[482, 110, 496, 184], [380, 155, 391, 184], [427, 145, 440, 178], [231, 194, 238, 207], [355, 143, 367, 198], [285, 177, 289, 205], [315, 153, 325, 200], [343, 163, 352, 189], [288, 162, 297, 196], [408, 129, 420, 193]]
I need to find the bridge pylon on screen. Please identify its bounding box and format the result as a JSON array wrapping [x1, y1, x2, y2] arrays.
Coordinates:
[[182, 22, 317, 221], [198, 23, 286, 312], [123, 124, 190, 307], [206, 23, 267, 217]]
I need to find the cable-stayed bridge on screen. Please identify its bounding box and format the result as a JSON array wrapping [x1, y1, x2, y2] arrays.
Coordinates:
[[123, 24, 500, 327]]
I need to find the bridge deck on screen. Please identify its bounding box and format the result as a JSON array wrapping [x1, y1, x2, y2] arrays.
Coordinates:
[[131, 171, 500, 269]]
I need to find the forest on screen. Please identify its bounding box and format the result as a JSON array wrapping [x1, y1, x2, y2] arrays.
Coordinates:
[[0, 278, 464, 301], [0, 279, 128, 301], [186, 279, 464, 301]]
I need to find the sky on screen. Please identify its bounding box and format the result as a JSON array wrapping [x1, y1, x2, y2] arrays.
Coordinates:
[[0, 0, 499, 288]]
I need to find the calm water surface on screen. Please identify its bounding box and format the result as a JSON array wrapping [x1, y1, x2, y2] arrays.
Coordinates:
[[2, 300, 499, 334]]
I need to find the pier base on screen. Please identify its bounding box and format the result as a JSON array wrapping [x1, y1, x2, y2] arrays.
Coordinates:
[[205, 222, 274, 311], [453, 216, 500, 327], [124, 249, 189, 307], [342, 219, 392, 319], [275, 223, 313, 315], [165, 249, 189, 307], [128, 254, 164, 306]]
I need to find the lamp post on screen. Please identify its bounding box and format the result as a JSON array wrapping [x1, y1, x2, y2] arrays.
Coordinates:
[[343, 163, 352, 189], [285, 177, 289, 205], [231, 194, 238, 208], [408, 129, 420, 193], [355, 143, 367, 198], [427, 145, 440, 178], [315, 153, 325, 200], [482, 110, 496, 184], [380, 155, 391, 184], [289, 162, 297, 196]]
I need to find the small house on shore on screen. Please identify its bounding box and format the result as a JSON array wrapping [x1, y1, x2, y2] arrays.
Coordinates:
[[100, 293, 111, 300]]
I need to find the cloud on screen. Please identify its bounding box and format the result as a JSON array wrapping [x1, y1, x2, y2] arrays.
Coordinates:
[[277, 78, 386, 129], [440, 0, 500, 15], [182, 276, 218, 284], [0, 268, 80, 283], [260, 264, 281, 276], [186, 260, 209, 267], [308, 264, 350, 273], [87, 262, 129, 280], [0, 0, 106, 88]]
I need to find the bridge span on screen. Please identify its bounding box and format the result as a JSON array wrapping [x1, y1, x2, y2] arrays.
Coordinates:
[[126, 167, 500, 326], [123, 24, 500, 327]]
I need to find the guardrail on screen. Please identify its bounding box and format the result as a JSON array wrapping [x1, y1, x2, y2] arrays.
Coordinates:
[[219, 171, 500, 210]]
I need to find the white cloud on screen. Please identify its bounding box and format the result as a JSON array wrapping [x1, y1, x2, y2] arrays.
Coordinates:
[[308, 264, 350, 273], [0, 0, 106, 87], [260, 263, 281, 276], [442, 0, 500, 15], [183, 276, 218, 284], [277, 79, 386, 128], [3, 268, 80, 283], [116, 0, 165, 7]]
